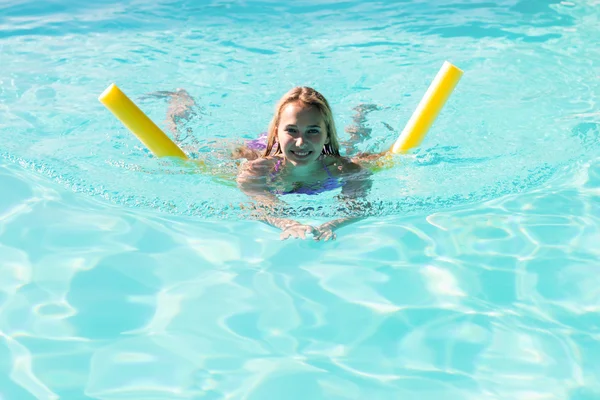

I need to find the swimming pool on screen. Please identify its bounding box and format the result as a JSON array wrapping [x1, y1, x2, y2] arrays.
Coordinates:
[[1, 0, 600, 398]]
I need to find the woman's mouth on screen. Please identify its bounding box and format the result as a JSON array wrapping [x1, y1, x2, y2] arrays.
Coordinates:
[[292, 150, 311, 157]]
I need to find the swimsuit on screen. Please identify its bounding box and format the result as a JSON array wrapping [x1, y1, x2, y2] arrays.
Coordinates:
[[245, 132, 269, 151], [245, 133, 344, 195], [269, 157, 343, 195]]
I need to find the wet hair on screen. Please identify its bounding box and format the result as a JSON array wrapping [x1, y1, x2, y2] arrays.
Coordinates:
[[264, 86, 340, 157]]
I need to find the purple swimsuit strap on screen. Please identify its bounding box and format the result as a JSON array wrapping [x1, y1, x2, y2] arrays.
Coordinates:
[[269, 158, 283, 180], [321, 157, 335, 178]]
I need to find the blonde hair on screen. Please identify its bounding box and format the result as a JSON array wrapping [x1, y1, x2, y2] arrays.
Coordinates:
[[264, 87, 340, 157]]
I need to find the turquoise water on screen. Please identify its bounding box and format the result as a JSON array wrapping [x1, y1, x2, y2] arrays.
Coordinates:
[[1, 0, 600, 398]]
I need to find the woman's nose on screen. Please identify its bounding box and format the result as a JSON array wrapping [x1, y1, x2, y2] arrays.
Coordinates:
[[295, 136, 305, 147]]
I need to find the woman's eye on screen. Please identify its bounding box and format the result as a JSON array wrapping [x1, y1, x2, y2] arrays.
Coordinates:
[[308, 129, 319, 134]]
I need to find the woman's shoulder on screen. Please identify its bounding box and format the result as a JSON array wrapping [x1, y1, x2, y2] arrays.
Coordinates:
[[323, 155, 366, 177], [237, 157, 281, 189], [239, 156, 280, 175]]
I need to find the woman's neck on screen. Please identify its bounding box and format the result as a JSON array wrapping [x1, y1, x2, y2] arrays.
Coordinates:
[[281, 156, 325, 180]]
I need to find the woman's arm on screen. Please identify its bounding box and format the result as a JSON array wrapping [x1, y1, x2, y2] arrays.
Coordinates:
[[313, 161, 373, 241], [141, 89, 201, 147], [237, 159, 318, 240]]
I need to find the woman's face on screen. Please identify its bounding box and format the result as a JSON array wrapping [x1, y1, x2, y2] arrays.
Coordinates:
[[276, 102, 329, 167]]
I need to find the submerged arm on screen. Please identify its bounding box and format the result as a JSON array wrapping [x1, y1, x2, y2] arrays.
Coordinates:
[[237, 159, 317, 240], [141, 89, 200, 144], [313, 163, 373, 241]]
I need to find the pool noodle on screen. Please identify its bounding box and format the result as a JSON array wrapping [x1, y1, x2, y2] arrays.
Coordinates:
[[390, 61, 463, 154], [98, 83, 188, 160]]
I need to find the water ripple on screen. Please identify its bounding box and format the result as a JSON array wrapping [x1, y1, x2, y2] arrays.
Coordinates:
[[2, 0, 600, 398]]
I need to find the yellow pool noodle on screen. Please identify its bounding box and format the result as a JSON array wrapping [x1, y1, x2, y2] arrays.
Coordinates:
[[390, 61, 463, 154], [99, 83, 188, 160]]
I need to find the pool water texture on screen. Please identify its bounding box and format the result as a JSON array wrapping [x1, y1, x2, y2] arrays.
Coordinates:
[[1, 0, 600, 399]]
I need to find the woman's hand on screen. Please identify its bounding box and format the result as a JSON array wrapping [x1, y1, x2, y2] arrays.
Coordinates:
[[280, 222, 317, 240], [313, 223, 336, 241]]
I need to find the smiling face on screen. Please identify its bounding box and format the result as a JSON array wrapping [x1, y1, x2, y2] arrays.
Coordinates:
[[276, 102, 329, 166]]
